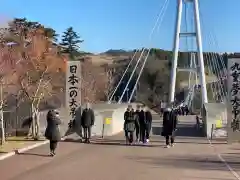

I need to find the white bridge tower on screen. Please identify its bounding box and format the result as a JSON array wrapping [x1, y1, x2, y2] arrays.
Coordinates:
[[169, 0, 208, 105]]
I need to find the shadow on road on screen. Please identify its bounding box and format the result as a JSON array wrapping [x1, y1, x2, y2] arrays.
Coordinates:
[[152, 123, 204, 137], [16, 152, 51, 157], [0, 151, 7, 154], [63, 138, 163, 148], [90, 141, 162, 148], [125, 154, 239, 172]]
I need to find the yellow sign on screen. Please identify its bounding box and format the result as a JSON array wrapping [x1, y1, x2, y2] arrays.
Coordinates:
[[216, 116, 222, 128], [105, 118, 112, 125]]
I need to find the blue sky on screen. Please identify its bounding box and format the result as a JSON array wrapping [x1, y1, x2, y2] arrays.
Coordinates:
[[0, 0, 239, 53]]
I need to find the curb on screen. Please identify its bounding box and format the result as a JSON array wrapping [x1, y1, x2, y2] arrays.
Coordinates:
[[0, 136, 67, 161]]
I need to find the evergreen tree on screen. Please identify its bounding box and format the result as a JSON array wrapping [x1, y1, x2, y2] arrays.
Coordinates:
[[44, 27, 58, 42], [60, 27, 83, 58]]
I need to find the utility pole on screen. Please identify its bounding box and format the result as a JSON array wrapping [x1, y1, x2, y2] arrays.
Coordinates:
[[169, 0, 208, 105]]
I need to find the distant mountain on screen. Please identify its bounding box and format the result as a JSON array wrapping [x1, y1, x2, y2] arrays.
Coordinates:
[[102, 49, 131, 56]]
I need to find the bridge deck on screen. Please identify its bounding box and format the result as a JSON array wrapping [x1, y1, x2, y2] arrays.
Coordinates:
[[0, 115, 237, 180]]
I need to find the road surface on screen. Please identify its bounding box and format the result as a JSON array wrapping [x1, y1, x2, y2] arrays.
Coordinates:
[[0, 115, 238, 180]]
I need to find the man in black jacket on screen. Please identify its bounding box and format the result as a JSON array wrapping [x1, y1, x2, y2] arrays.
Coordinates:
[[135, 105, 141, 142], [81, 103, 95, 143], [162, 107, 178, 148], [145, 107, 152, 143], [139, 105, 152, 144]]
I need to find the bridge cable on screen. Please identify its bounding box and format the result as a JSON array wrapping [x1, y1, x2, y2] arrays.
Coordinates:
[[118, 0, 170, 103], [197, 3, 224, 103], [189, 3, 198, 110], [209, 33, 228, 99], [205, 53, 217, 101], [183, 2, 196, 109], [205, 29, 227, 101], [108, 50, 139, 103], [199, 1, 227, 102], [198, 8, 219, 102], [127, 0, 170, 103], [211, 52, 227, 101], [186, 3, 198, 110], [209, 52, 224, 102]]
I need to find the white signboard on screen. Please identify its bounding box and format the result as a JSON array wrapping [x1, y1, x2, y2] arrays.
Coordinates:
[[66, 60, 81, 122], [227, 58, 240, 143]]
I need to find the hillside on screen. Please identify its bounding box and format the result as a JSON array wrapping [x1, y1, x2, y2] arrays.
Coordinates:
[[0, 17, 233, 133]]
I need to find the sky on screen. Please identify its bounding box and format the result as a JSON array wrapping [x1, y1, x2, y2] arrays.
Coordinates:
[[0, 0, 239, 54]]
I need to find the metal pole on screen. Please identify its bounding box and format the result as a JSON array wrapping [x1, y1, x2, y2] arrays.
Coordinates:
[[0, 82, 5, 145], [193, 0, 208, 103], [169, 0, 183, 103]]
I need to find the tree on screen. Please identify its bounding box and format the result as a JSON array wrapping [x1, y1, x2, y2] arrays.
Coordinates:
[[60, 27, 83, 58], [44, 28, 58, 42], [101, 64, 115, 101], [18, 62, 50, 140], [8, 18, 28, 37]]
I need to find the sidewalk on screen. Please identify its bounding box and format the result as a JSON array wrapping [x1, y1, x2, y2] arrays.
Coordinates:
[[0, 136, 48, 160], [210, 139, 240, 178]]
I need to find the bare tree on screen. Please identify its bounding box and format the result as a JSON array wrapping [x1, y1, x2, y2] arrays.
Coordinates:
[[18, 63, 51, 140], [101, 63, 115, 101], [81, 60, 108, 103], [0, 18, 65, 142]]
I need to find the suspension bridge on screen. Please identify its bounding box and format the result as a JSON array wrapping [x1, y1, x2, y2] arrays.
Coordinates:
[[0, 0, 239, 179]]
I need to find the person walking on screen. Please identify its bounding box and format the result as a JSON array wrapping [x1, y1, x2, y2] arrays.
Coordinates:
[[144, 107, 152, 143], [139, 106, 146, 143], [135, 105, 141, 142], [124, 105, 136, 145], [45, 109, 61, 156], [161, 107, 178, 148], [139, 106, 152, 144], [81, 103, 95, 143]]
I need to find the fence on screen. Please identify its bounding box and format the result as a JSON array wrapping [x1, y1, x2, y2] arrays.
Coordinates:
[[3, 100, 32, 137], [1, 92, 64, 137]]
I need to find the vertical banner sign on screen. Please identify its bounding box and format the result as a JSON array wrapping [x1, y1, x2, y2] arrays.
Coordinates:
[[66, 60, 81, 122], [227, 58, 240, 143]]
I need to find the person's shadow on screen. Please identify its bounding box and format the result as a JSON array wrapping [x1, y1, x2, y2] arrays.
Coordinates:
[[16, 151, 51, 157]]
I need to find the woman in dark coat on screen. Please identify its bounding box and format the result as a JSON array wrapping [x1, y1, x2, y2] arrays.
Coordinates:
[[124, 106, 137, 145], [161, 108, 177, 148], [45, 109, 61, 156]]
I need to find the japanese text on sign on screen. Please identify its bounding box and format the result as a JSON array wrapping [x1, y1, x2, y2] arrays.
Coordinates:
[[228, 59, 240, 131], [66, 61, 81, 121]]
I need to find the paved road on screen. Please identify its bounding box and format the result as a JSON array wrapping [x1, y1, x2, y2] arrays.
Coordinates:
[[0, 115, 238, 180]]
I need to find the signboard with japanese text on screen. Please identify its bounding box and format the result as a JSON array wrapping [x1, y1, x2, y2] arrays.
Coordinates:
[[227, 58, 240, 143], [66, 60, 81, 122]]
